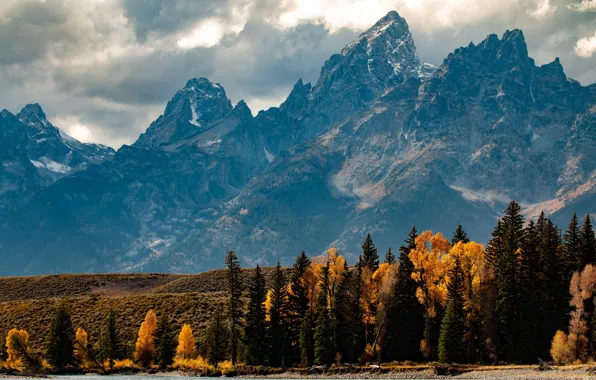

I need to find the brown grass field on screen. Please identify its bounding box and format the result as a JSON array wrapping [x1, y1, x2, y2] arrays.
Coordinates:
[[0, 267, 290, 356]]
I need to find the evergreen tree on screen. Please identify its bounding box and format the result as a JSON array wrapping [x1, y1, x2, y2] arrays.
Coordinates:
[[333, 263, 360, 363], [384, 247, 396, 265], [313, 263, 334, 366], [268, 262, 289, 367], [244, 264, 268, 365], [439, 258, 466, 363], [492, 201, 525, 362], [351, 257, 366, 360], [225, 250, 243, 365], [207, 307, 229, 365], [287, 252, 311, 365], [518, 220, 541, 362], [46, 303, 75, 369], [155, 313, 176, 369], [361, 233, 379, 272], [300, 310, 314, 367], [452, 224, 470, 245], [104, 310, 124, 367], [383, 226, 425, 362], [581, 214, 596, 267], [564, 213, 582, 273]]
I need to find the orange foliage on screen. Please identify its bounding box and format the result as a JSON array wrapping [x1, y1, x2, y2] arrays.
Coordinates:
[[410, 230, 451, 317], [74, 327, 89, 365], [6, 328, 29, 370], [176, 324, 196, 359], [134, 310, 157, 367]]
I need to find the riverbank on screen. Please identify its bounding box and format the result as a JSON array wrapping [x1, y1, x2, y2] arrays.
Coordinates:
[[3, 365, 596, 379]]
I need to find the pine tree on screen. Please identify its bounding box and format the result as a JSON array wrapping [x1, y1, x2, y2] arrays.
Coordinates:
[[225, 250, 243, 365], [383, 226, 425, 362], [452, 224, 470, 245], [288, 252, 311, 365], [176, 324, 196, 359], [134, 310, 158, 368], [155, 313, 176, 369], [268, 262, 289, 367], [46, 303, 75, 369], [518, 220, 542, 362], [581, 214, 596, 267], [300, 310, 314, 367], [244, 265, 268, 365], [352, 256, 366, 360], [313, 262, 334, 366], [564, 213, 582, 273], [104, 310, 124, 368], [438, 257, 466, 363], [361, 233, 379, 272], [493, 201, 525, 362], [384, 247, 396, 265], [541, 218, 568, 355], [333, 263, 358, 363], [207, 307, 229, 365]]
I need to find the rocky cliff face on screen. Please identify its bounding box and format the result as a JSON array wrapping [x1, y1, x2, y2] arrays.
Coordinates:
[[0, 104, 114, 216], [0, 11, 594, 274]]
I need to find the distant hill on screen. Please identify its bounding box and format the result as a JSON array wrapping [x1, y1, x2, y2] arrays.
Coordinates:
[[0, 267, 290, 355]]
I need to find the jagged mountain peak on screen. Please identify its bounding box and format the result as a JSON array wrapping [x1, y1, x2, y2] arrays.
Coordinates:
[[135, 78, 234, 149], [18, 103, 46, 121], [345, 10, 410, 52], [0, 109, 15, 119], [17, 103, 55, 134]]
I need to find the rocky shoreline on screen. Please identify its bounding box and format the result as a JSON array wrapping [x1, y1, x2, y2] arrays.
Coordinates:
[[2, 366, 595, 379]]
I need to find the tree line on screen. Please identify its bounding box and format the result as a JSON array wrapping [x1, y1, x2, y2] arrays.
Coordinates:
[[3, 201, 596, 372]]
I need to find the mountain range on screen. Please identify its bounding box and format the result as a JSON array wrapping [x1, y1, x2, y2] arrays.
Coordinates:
[[0, 11, 594, 275]]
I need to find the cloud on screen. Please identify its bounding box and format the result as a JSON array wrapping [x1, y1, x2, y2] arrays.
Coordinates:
[[526, 0, 558, 19], [568, 0, 596, 11], [575, 30, 596, 57], [0, 0, 594, 149]]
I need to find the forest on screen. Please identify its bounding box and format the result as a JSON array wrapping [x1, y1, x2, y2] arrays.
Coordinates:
[[2, 201, 596, 374]]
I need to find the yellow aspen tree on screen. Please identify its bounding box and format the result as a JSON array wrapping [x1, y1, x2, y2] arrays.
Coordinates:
[[74, 327, 89, 365], [371, 261, 398, 353], [409, 230, 451, 359], [567, 264, 596, 362], [551, 330, 573, 365], [176, 324, 196, 359], [326, 248, 346, 308], [134, 310, 158, 367], [6, 328, 30, 370]]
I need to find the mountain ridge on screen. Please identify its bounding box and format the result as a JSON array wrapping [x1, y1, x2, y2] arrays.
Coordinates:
[[0, 11, 594, 275]]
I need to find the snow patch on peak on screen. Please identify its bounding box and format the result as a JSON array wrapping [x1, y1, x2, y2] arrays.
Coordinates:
[[264, 146, 274, 163], [30, 157, 72, 174], [189, 96, 202, 127]]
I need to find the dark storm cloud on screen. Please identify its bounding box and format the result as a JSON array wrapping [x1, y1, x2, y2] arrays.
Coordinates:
[[0, 0, 594, 147], [121, 0, 220, 41]]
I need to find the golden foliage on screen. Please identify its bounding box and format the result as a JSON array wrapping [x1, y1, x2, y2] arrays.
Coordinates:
[[133, 309, 157, 367], [551, 330, 575, 365], [218, 359, 236, 370], [6, 328, 29, 370], [110, 358, 135, 370], [173, 356, 213, 371], [176, 324, 196, 359], [74, 327, 89, 365], [447, 241, 485, 312], [410, 230, 451, 317], [360, 266, 378, 326]]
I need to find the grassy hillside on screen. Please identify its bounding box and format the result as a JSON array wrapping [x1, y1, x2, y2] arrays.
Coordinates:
[[0, 267, 291, 356]]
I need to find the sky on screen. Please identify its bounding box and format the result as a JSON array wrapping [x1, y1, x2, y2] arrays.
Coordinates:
[[0, 0, 595, 148]]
